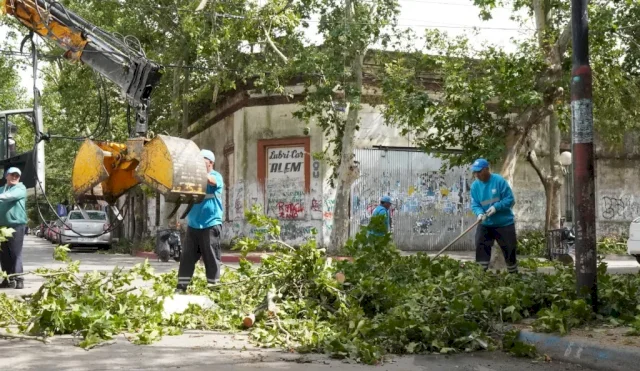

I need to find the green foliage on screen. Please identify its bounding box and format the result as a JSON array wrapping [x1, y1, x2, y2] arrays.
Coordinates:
[[598, 236, 628, 255], [382, 0, 640, 170], [518, 230, 547, 257], [3, 211, 640, 364], [518, 230, 627, 258]]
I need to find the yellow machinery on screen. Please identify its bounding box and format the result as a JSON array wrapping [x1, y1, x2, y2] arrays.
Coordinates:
[[3, 0, 208, 212]]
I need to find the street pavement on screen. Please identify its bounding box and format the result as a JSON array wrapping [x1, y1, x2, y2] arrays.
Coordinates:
[[0, 235, 628, 370]]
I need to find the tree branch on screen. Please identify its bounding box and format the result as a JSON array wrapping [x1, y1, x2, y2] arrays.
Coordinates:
[[532, 0, 547, 49], [263, 27, 289, 64], [556, 23, 572, 57], [195, 0, 208, 12], [0, 331, 50, 344], [527, 149, 549, 184]]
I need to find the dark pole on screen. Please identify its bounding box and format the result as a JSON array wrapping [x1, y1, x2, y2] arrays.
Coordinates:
[[570, 0, 597, 310]]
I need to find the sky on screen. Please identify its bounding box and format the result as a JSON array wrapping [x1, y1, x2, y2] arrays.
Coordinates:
[[0, 0, 532, 99]]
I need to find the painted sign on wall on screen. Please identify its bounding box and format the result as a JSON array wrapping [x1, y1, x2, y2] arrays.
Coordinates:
[[266, 146, 306, 219]]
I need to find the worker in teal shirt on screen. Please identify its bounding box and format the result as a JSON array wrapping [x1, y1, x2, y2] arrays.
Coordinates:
[[176, 149, 224, 293], [0, 167, 27, 289], [469, 158, 518, 273], [369, 196, 392, 236]]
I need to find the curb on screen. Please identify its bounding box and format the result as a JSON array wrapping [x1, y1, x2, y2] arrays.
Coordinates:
[[517, 330, 640, 371]]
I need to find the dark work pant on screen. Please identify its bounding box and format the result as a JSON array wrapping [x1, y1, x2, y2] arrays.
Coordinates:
[[177, 225, 222, 287], [0, 225, 26, 282], [475, 223, 518, 273]]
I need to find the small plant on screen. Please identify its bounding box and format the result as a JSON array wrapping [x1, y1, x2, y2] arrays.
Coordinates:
[[517, 230, 546, 257], [597, 235, 627, 255]]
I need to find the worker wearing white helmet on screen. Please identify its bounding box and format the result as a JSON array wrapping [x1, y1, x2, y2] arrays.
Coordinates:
[[176, 149, 225, 292]]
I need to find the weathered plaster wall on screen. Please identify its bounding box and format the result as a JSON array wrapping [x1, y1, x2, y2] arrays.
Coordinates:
[[145, 99, 639, 250], [596, 158, 640, 236]]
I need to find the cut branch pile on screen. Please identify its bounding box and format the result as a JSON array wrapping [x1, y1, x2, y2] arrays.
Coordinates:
[[2, 210, 640, 365]]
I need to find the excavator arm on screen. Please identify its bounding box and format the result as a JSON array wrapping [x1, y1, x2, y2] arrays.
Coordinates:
[[2, 0, 208, 209]]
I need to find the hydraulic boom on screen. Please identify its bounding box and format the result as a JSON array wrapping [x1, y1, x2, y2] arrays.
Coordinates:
[[2, 0, 208, 211]]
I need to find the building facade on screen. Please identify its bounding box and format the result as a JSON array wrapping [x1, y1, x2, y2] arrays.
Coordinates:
[[134, 84, 638, 251]]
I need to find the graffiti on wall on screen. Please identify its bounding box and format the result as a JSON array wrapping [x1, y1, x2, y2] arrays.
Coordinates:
[[349, 149, 477, 251], [266, 146, 306, 219], [233, 181, 245, 220], [512, 190, 545, 221], [601, 195, 640, 220]]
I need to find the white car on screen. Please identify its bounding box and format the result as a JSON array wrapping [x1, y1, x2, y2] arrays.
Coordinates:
[[627, 217, 640, 264], [58, 210, 112, 249]]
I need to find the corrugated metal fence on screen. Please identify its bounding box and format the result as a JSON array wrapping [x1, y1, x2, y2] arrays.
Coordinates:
[[349, 148, 476, 251]]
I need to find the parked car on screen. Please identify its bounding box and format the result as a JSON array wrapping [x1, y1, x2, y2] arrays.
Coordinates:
[[627, 217, 640, 264], [45, 221, 57, 241], [58, 210, 112, 249], [51, 217, 68, 244], [36, 223, 45, 238]]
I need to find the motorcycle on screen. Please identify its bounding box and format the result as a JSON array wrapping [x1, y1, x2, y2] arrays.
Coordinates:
[[548, 217, 575, 262], [155, 228, 182, 262]]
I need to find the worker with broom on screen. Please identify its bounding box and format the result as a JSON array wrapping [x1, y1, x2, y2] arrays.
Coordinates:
[[470, 159, 518, 274]]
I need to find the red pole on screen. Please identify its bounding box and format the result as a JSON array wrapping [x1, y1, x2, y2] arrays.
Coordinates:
[[571, 0, 597, 310]]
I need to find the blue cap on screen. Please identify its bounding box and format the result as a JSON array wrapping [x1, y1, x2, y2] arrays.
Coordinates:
[[381, 196, 392, 204], [200, 149, 215, 163], [5, 167, 21, 176], [470, 158, 489, 172]]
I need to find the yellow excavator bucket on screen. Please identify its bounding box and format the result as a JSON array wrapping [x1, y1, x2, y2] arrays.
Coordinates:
[[136, 135, 209, 204], [71, 136, 208, 205]]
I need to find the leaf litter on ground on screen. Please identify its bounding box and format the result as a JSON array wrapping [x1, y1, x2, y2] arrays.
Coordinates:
[[1, 208, 640, 364]]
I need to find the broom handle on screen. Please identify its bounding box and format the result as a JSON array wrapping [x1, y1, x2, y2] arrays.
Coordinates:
[[433, 218, 482, 259]]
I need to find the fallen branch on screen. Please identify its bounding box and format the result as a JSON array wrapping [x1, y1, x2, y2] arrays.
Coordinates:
[[211, 272, 277, 288], [8, 270, 72, 279], [243, 288, 277, 328], [84, 340, 116, 350], [0, 331, 50, 344]]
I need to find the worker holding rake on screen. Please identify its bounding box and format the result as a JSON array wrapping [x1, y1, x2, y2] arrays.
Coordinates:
[[470, 159, 518, 274]]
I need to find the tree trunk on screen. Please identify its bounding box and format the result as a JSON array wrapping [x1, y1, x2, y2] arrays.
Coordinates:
[[499, 127, 527, 185], [546, 112, 563, 231], [329, 0, 363, 253], [133, 188, 145, 248], [527, 112, 564, 232]]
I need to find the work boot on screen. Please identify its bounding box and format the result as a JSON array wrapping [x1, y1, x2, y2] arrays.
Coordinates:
[[15, 281, 24, 290], [0, 279, 16, 289], [175, 284, 187, 294]]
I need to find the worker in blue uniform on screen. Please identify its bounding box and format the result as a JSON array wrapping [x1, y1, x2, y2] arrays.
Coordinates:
[[369, 196, 392, 236], [470, 159, 518, 274], [176, 149, 224, 292]]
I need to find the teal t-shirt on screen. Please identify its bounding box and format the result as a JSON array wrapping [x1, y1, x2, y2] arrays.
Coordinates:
[[187, 170, 224, 229]]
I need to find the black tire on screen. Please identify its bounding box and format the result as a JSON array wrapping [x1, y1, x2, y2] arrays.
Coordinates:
[[157, 242, 170, 262], [158, 249, 170, 262]]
